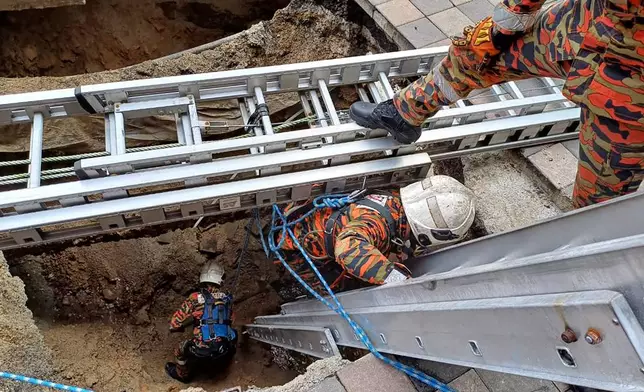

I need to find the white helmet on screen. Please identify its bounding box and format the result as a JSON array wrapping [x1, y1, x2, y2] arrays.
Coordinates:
[[400, 175, 475, 250], [200, 261, 225, 286]]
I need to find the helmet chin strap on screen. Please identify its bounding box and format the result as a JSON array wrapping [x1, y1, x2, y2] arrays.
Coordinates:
[[402, 235, 431, 258]]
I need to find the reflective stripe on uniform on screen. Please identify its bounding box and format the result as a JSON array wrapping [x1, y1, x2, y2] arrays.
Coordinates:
[[433, 64, 461, 103], [492, 3, 538, 32]]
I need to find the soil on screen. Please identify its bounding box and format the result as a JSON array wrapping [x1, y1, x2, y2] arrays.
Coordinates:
[[0, 252, 53, 392], [0, 0, 291, 77], [8, 223, 299, 391], [0, 0, 384, 154]]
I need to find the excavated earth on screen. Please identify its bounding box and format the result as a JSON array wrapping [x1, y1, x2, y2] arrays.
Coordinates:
[[0, 0, 393, 391], [0, 0, 385, 154]]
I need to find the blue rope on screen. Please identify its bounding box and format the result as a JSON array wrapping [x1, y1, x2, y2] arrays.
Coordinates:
[[0, 371, 93, 392], [254, 194, 456, 392]]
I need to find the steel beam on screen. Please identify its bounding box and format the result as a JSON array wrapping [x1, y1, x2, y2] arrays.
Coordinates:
[[255, 291, 644, 392], [245, 325, 340, 359]]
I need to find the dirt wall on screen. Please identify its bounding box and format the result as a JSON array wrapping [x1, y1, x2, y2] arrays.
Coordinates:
[[0, 0, 84, 12], [0, 1, 383, 154], [0, 0, 290, 77], [0, 251, 53, 391], [7, 222, 299, 391]]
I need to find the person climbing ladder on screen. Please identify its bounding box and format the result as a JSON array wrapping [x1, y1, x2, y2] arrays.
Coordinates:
[[350, 0, 644, 208]]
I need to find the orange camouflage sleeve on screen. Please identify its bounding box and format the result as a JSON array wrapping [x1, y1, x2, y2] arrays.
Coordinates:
[[169, 293, 197, 329], [281, 252, 325, 292], [334, 219, 394, 285]]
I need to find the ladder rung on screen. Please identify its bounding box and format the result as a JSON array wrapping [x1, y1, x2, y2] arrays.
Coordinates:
[[27, 113, 44, 188]]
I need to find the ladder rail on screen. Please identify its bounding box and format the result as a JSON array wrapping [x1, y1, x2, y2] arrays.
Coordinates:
[[0, 47, 448, 126], [0, 154, 431, 249]]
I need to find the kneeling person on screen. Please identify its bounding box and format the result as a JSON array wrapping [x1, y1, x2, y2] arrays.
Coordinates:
[[166, 261, 238, 383]]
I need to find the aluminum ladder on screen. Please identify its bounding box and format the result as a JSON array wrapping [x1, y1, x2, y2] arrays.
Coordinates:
[[0, 47, 578, 250], [249, 190, 644, 391]]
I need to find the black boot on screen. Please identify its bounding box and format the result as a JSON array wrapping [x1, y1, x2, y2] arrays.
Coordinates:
[[165, 362, 191, 383], [349, 99, 422, 144]]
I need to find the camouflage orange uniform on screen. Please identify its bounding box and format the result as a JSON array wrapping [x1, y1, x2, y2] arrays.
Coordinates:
[[276, 191, 412, 292], [169, 286, 237, 379], [394, 0, 644, 208]]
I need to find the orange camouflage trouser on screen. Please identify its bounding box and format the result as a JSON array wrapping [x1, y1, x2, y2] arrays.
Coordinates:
[[394, 0, 644, 208]]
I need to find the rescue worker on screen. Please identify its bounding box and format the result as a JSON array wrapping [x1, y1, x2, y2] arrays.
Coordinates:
[[165, 261, 238, 383], [274, 176, 476, 292], [350, 0, 643, 208]]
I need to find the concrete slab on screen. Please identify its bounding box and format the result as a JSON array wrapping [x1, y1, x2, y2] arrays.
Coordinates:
[[562, 183, 574, 201], [449, 370, 490, 392], [311, 376, 347, 392], [429, 8, 473, 37], [354, 0, 377, 17], [476, 370, 559, 392], [393, 356, 470, 391], [462, 151, 561, 234], [457, 0, 494, 23], [520, 144, 552, 158], [372, 8, 416, 49], [411, 0, 453, 16], [527, 143, 578, 190], [423, 38, 452, 48], [337, 354, 417, 392], [0, 0, 83, 10], [398, 18, 447, 48], [561, 139, 580, 159], [450, 0, 472, 7], [377, 0, 425, 26], [424, 38, 452, 47], [369, 0, 391, 5]]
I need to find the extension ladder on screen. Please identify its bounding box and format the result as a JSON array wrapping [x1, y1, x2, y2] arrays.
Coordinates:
[[0, 47, 578, 250], [248, 190, 644, 392]]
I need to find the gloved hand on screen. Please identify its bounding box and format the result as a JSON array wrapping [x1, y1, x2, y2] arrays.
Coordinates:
[[169, 326, 185, 333], [450, 17, 519, 72]]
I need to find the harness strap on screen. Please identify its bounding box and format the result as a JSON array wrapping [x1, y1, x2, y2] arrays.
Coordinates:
[[199, 290, 234, 343], [323, 205, 350, 259], [201, 291, 213, 342], [323, 195, 399, 259]]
